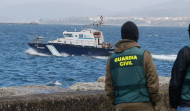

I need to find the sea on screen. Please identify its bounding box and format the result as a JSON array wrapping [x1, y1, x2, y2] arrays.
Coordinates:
[[0, 23, 189, 88]]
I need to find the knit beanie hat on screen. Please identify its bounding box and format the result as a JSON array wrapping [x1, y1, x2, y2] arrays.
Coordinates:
[[121, 21, 139, 42]]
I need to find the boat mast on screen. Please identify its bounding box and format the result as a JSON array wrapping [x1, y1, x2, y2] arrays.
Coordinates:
[[92, 15, 104, 27]]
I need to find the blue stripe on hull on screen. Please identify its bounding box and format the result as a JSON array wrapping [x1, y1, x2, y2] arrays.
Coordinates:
[[28, 43, 114, 56]]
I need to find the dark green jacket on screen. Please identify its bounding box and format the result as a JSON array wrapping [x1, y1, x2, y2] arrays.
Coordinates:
[[181, 66, 190, 100], [110, 46, 150, 104], [170, 45, 190, 108], [105, 39, 159, 110], [181, 46, 190, 100]]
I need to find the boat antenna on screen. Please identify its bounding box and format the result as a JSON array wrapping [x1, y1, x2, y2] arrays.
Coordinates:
[[91, 15, 104, 30], [99, 15, 104, 27]]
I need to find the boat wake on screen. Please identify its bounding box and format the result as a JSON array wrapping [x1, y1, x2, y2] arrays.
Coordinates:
[[26, 48, 176, 61], [25, 48, 69, 57], [152, 54, 177, 61], [92, 56, 108, 59], [60, 53, 69, 57], [25, 48, 49, 56], [93, 54, 177, 61]]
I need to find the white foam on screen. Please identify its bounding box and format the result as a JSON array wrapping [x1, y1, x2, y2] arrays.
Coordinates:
[[93, 54, 177, 61], [26, 48, 70, 57], [26, 48, 177, 62], [92, 56, 108, 59], [25, 48, 49, 56], [54, 81, 62, 86], [152, 54, 177, 61], [147, 34, 158, 37], [60, 53, 69, 57]]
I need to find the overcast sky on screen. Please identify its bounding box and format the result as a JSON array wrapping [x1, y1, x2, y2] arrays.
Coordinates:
[[0, 0, 175, 11], [0, 0, 189, 22]]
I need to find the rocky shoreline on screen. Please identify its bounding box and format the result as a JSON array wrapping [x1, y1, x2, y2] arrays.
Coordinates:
[[69, 76, 170, 91], [0, 85, 74, 97], [0, 76, 170, 96], [0, 76, 171, 111]]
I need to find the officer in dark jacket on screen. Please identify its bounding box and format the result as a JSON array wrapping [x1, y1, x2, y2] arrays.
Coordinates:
[[169, 24, 190, 111], [105, 21, 159, 111]]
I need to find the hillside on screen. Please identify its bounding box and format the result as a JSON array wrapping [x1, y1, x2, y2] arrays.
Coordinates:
[[115, 0, 190, 17], [0, 1, 107, 22]]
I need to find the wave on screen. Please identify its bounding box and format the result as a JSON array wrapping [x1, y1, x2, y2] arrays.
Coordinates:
[[26, 48, 176, 61], [25, 48, 69, 57], [60, 53, 69, 57], [53, 81, 62, 86], [25, 48, 49, 56], [147, 34, 158, 37], [92, 56, 108, 59], [152, 54, 177, 61], [93, 54, 177, 61], [25, 49, 108, 58]]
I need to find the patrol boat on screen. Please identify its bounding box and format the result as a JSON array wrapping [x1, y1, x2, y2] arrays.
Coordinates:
[[28, 28, 114, 56]]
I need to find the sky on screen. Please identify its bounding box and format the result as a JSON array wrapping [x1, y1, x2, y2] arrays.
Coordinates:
[[0, 0, 174, 11], [0, 0, 189, 22]]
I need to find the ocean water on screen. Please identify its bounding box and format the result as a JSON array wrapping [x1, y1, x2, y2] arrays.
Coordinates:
[[0, 24, 189, 88]]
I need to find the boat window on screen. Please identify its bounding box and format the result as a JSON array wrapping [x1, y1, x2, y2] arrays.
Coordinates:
[[93, 32, 101, 36], [64, 34, 73, 37], [84, 35, 87, 38], [79, 34, 83, 38]]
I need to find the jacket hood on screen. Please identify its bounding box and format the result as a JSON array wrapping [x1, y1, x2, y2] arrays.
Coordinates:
[[114, 39, 140, 53]]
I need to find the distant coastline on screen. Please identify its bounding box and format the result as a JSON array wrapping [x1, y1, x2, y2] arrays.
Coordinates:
[[1, 16, 190, 27], [0, 22, 188, 27]]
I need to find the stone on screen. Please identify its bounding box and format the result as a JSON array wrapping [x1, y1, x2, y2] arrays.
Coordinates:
[[0, 76, 173, 111], [159, 76, 170, 86], [97, 76, 105, 83], [69, 82, 105, 91], [0, 85, 73, 97], [0, 91, 115, 111], [70, 76, 171, 91]]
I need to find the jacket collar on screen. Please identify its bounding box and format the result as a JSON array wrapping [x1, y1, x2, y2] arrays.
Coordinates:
[[114, 39, 140, 53]]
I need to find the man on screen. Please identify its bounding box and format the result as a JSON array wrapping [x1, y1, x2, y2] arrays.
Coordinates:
[[169, 24, 190, 111], [105, 21, 159, 111]]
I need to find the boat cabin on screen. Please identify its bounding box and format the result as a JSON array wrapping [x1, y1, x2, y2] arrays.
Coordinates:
[[49, 29, 109, 48]]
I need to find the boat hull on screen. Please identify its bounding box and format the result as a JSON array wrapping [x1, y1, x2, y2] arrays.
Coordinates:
[[28, 43, 114, 56]]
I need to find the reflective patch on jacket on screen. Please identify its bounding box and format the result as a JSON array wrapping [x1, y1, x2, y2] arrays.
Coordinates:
[[110, 47, 150, 104]]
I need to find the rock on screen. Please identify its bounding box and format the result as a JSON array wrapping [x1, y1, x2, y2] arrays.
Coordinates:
[[0, 85, 73, 97], [69, 82, 105, 91], [159, 76, 170, 86], [68, 76, 173, 110], [0, 76, 173, 111], [155, 84, 170, 111], [0, 91, 115, 111], [70, 76, 171, 91], [97, 76, 105, 83], [0, 84, 171, 111], [70, 76, 106, 91]]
